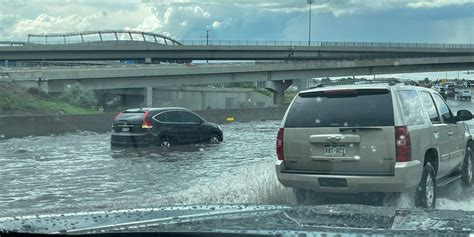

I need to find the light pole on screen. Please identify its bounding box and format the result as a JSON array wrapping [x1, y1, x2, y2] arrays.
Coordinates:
[[206, 30, 211, 63], [307, 0, 314, 46], [206, 30, 210, 46]]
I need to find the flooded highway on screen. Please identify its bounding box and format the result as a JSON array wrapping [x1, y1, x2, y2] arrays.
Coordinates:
[[0, 120, 292, 217], [2, 100, 474, 217]]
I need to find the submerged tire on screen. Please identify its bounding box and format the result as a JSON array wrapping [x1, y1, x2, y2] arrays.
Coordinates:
[[293, 189, 311, 205], [158, 137, 172, 148], [209, 134, 220, 144], [462, 146, 474, 188], [415, 162, 437, 209]]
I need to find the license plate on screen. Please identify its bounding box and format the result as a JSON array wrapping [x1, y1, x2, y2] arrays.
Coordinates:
[[122, 127, 130, 132], [324, 145, 345, 156]]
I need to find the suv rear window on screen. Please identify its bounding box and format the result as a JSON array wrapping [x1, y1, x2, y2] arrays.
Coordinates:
[[115, 112, 144, 120], [285, 89, 394, 127]]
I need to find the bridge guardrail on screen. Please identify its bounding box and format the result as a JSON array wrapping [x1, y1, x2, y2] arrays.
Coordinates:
[[1, 39, 473, 49], [179, 40, 474, 49]]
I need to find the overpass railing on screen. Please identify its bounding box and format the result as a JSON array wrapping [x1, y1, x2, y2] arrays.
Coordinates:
[[179, 40, 474, 49], [1, 39, 473, 49]]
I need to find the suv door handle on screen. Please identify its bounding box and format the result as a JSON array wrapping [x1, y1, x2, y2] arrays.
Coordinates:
[[448, 131, 454, 136]]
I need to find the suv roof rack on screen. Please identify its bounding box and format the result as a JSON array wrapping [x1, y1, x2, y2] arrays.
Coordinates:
[[307, 79, 418, 89]]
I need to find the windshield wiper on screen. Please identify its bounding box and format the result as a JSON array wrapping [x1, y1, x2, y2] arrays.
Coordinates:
[[339, 127, 383, 132]]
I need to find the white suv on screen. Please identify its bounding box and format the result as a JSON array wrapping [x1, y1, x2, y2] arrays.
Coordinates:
[[276, 84, 474, 208]]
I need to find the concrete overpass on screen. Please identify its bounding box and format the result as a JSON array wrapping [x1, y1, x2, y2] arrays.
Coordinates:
[[3, 56, 474, 105], [1, 31, 473, 106], [1, 41, 474, 61], [1, 30, 473, 61]]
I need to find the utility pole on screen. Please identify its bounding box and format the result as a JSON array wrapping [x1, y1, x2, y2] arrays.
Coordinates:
[[206, 30, 211, 63], [307, 0, 314, 46]]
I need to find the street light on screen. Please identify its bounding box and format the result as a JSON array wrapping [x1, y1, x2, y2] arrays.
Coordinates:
[[206, 30, 211, 46], [307, 0, 314, 46], [206, 29, 211, 63]]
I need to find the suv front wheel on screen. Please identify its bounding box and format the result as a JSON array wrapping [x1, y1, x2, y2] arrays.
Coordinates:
[[415, 162, 437, 209], [209, 134, 220, 144], [461, 146, 474, 187]]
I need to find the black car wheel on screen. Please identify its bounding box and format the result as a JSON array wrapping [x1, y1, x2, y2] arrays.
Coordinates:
[[415, 162, 436, 209], [462, 146, 474, 187], [158, 137, 172, 148], [209, 134, 220, 144]]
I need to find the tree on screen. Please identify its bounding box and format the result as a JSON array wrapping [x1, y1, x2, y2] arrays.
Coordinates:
[[59, 84, 97, 108], [321, 77, 331, 83]]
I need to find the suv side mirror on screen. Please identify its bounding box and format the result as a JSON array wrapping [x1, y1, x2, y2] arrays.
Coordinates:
[[457, 110, 473, 121]]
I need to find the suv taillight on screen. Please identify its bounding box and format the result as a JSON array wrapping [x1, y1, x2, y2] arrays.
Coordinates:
[[141, 111, 153, 129], [276, 128, 284, 160], [395, 126, 411, 162], [113, 112, 123, 120]]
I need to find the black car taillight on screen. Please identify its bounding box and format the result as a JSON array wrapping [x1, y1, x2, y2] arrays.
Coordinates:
[[113, 112, 123, 121], [141, 111, 153, 129], [276, 128, 284, 161], [395, 126, 411, 162]]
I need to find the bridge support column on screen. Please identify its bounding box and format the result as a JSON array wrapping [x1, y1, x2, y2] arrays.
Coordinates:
[[37, 77, 49, 93], [264, 80, 292, 106], [145, 87, 153, 107]]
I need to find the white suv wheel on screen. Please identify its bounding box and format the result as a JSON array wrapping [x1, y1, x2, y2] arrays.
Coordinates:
[[462, 146, 474, 187]]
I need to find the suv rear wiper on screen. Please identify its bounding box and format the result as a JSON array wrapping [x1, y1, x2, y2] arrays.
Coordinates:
[[339, 127, 383, 132]]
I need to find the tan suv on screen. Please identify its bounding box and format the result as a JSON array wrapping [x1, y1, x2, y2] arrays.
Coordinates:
[[276, 84, 474, 208]]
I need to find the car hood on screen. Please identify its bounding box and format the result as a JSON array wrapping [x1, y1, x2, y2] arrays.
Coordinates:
[[1, 204, 473, 235]]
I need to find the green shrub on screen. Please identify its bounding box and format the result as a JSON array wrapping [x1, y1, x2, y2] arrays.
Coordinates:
[[0, 97, 15, 110], [59, 84, 97, 108]]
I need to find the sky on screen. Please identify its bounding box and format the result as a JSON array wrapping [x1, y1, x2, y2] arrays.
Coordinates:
[[0, 0, 473, 80]]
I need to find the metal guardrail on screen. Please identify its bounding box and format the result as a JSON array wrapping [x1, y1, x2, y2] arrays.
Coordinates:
[[0, 39, 473, 49], [0, 40, 169, 46], [178, 40, 474, 49], [0, 41, 26, 47]]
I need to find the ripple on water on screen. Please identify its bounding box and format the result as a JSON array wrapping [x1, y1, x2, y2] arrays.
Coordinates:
[[0, 121, 285, 217]]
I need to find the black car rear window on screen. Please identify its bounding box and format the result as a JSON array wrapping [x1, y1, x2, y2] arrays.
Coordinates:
[[115, 112, 144, 120], [285, 89, 394, 127]]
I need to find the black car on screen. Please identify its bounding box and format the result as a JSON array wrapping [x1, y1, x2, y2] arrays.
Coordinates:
[[439, 87, 448, 100], [111, 107, 223, 147]]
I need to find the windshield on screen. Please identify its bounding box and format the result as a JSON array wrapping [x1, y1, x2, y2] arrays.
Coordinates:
[[1, 0, 474, 235]]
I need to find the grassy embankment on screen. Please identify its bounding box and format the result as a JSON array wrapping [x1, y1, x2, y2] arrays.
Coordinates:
[[0, 82, 97, 115]]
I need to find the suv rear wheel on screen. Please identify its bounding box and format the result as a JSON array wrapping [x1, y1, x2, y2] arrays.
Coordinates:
[[461, 146, 473, 187], [293, 189, 312, 205], [415, 162, 436, 208], [158, 137, 172, 148]]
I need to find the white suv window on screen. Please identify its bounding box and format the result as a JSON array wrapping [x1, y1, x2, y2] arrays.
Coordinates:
[[432, 94, 453, 123], [398, 90, 426, 126], [419, 91, 441, 124]]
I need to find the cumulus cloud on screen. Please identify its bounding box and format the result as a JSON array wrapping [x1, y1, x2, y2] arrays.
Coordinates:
[[0, 0, 473, 44], [407, 0, 474, 8], [134, 4, 217, 39], [11, 13, 101, 36], [212, 21, 222, 29], [135, 14, 163, 32]]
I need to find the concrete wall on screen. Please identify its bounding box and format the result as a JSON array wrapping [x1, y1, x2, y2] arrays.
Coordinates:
[[0, 107, 287, 139], [152, 86, 272, 110]]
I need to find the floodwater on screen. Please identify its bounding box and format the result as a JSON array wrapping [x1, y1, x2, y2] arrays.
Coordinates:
[[1, 100, 474, 217]]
